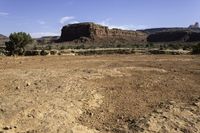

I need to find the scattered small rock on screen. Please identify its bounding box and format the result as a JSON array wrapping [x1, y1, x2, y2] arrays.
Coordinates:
[[27, 114, 35, 118], [16, 86, 20, 90], [168, 100, 176, 105], [26, 82, 31, 86], [3, 126, 11, 130]]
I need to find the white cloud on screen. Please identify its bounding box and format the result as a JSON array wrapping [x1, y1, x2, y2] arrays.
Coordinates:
[[60, 16, 75, 24], [69, 21, 79, 24], [108, 24, 147, 30], [99, 18, 112, 26], [37, 20, 46, 25], [30, 32, 60, 38], [0, 12, 9, 16], [98, 19, 148, 30]]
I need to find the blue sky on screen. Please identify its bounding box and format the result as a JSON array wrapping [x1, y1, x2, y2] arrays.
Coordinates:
[[0, 0, 200, 38]]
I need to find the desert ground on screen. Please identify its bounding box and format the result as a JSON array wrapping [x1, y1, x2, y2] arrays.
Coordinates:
[[0, 55, 200, 133]]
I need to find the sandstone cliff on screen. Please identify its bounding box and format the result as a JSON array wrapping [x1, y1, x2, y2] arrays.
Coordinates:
[[59, 22, 147, 43]]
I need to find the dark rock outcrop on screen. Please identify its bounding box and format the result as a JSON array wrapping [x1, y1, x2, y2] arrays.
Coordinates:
[[147, 30, 200, 42], [59, 22, 147, 43], [139, 23, 200, 35]]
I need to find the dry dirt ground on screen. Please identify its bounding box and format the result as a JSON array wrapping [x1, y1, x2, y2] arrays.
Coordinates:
[[0, 55, 199, 133]]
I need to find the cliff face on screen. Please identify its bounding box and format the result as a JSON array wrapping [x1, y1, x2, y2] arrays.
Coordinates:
[[59, 22, 147, 43], [147, 30, 200, 42], [139, 22, 200, 42], [139, 23, 200, 35]]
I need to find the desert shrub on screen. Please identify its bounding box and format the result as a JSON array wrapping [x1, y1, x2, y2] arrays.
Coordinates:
[[24, 50, 41, 56], [116, 44, 122, 48], [5, 32, 32, 56], [192, 43, 200, 54], [146, 43, 154, 48], [168, 44, 181, 50], [183, 45, 191, 50], [75, 44, 85, 49], [33, 50, 41, 56], [162, 44, 168, 49], [60, 46, 66, 50], [33, 45, 38, 50], [149, 43, 154, 47], [134, 44, 140, 48], [40, 50, 50, 56], [149, 50, 165, 54], [50, 50, 58, 55], [24, 51, 33, 56], [159, 45, 164, 50], [46, 45, 52, 50], [182, 47, 187, 50]]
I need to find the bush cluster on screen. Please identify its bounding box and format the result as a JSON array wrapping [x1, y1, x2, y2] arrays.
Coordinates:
[[5, 32, 32, 56], [192, 43, 200, 54]]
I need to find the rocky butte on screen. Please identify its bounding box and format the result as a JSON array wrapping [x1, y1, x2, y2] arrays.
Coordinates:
[[59, 22, 147, 43]]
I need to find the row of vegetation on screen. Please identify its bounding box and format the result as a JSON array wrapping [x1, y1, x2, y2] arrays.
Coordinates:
[[34, 42, 200, 51], [3, 32, 200, 56]]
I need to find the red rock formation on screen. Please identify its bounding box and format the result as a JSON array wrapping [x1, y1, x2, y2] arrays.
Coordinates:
[[59, 22, 147, 43]]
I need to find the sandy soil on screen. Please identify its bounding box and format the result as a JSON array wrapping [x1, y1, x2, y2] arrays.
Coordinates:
[[0, 55, 199, 133]]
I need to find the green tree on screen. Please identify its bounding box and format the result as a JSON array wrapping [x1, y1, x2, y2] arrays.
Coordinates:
[[5, 32, 32, 56]]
